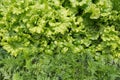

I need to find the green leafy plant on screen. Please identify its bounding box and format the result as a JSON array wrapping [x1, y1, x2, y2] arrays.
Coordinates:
[[0, 0, 120, 80]]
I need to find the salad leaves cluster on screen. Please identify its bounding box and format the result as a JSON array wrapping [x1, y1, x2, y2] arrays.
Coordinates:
[[0, 0, 120, 80]]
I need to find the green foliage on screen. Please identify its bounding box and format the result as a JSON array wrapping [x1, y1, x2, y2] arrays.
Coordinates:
[[0, 0, 120, 80]]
